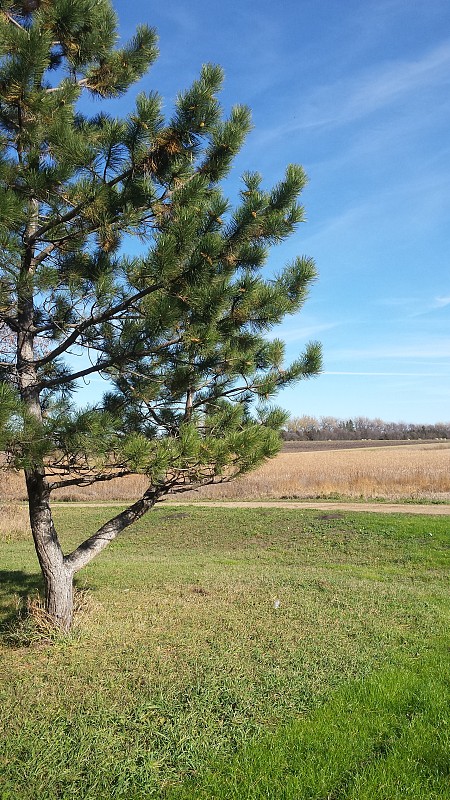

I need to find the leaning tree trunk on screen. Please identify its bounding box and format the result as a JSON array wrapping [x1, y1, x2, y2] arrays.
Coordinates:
[[26, 469, 74, 632]]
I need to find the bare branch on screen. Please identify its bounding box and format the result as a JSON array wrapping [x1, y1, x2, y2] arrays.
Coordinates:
[[0, 315, 20, 333], [49, 469, 133, 491], [38, 335, 183, 389], [45, 78, 88, 95], [31, 243, 58, 268], [3, 11, 26, 32], [39, 358, 117, 390]]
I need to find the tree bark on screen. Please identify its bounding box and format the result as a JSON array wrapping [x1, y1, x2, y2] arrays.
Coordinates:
[[26, 469, 74, 632], [25, 474, 161, 631], [65, 491, 158, 573], [45, 566, 73, 633]]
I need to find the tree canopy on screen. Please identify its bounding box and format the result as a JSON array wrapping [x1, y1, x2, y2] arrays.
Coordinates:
[[0, 0, 321, 629]]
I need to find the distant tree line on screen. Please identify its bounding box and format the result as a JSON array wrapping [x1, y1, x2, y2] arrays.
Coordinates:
[[283, 416, 450, 441]]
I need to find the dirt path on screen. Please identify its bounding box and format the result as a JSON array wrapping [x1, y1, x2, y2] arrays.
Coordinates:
[[164, 500, 450, 515], [46, 499, 450, 515]]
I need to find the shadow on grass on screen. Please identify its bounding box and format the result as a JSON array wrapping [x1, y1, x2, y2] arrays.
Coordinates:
[[0, 571, 98, 646], [0, 569, 43, 642]]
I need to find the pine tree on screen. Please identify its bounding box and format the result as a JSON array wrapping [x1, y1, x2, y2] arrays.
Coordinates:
[[0, 0, 322, 631]]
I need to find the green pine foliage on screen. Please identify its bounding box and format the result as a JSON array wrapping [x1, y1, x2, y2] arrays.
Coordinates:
[[0, 0, 322, 496]]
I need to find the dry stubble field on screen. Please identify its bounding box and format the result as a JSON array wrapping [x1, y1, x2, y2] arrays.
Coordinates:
[[1, 440, 449, 508], [199, 440, 450, 502]]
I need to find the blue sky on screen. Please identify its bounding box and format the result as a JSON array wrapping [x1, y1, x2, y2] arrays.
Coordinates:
[[90, 0, 450, 423]]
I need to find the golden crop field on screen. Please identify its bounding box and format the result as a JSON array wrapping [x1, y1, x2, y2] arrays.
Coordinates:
[[190, 441, 450, 502], [1, 441, 449, 505]]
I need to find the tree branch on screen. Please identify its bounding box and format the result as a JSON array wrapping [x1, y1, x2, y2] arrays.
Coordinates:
[[0, 315, 20, 333], [39, 358, 117, 390], [49, 469, 133, 491], [38, 334, 183, 390], [45, 78, 89, 95], [64, 487, 160, 572], [28, 167, 134, 245], [31, 243, 58, 268], [3, 11, 26, 32], [34, 281, 165, 367]]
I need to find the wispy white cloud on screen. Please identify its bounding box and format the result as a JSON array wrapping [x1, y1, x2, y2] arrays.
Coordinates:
[[325, 371, 445, 377], [256, 39, 450, 143], [328, 40, 450, 125], [301, 166, 450, 252], [332, 340, 450, 360], [307, 105, 450, 190], [276, 322, 338, 343], [433, 295, 450, 308], [399, 293, 450, 318], [377, 297, 419, 308], [373, 294, 450, 321]]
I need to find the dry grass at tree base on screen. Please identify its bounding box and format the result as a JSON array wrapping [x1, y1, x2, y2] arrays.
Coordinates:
[[1, 441, 449, 505]]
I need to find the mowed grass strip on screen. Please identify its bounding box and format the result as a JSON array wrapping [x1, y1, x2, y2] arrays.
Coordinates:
[[169, 640, 450, 800], [0, 507, 449, 799]]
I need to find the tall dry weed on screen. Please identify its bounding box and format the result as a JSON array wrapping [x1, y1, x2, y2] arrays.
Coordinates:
[[0, 503, 30, 541], [0, 469, 26, 500]]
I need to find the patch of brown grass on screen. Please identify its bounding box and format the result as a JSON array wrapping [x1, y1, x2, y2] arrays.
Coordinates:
[[0, 470, 149, 503], [0, 503, 30, 541], [0, 470, 27, 501]]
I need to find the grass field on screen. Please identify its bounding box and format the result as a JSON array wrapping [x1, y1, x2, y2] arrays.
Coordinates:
[[2, 441, 449, 504], [1, 505, 449, 798]]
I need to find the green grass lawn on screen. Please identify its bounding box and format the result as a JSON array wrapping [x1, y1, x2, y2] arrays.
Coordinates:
[[1, 506, 449, 799]]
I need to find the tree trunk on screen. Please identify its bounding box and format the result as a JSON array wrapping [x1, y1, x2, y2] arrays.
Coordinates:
[[44, 563, 74, 633], [17, 197, 75, 631], [26, 468, 74, 632]]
